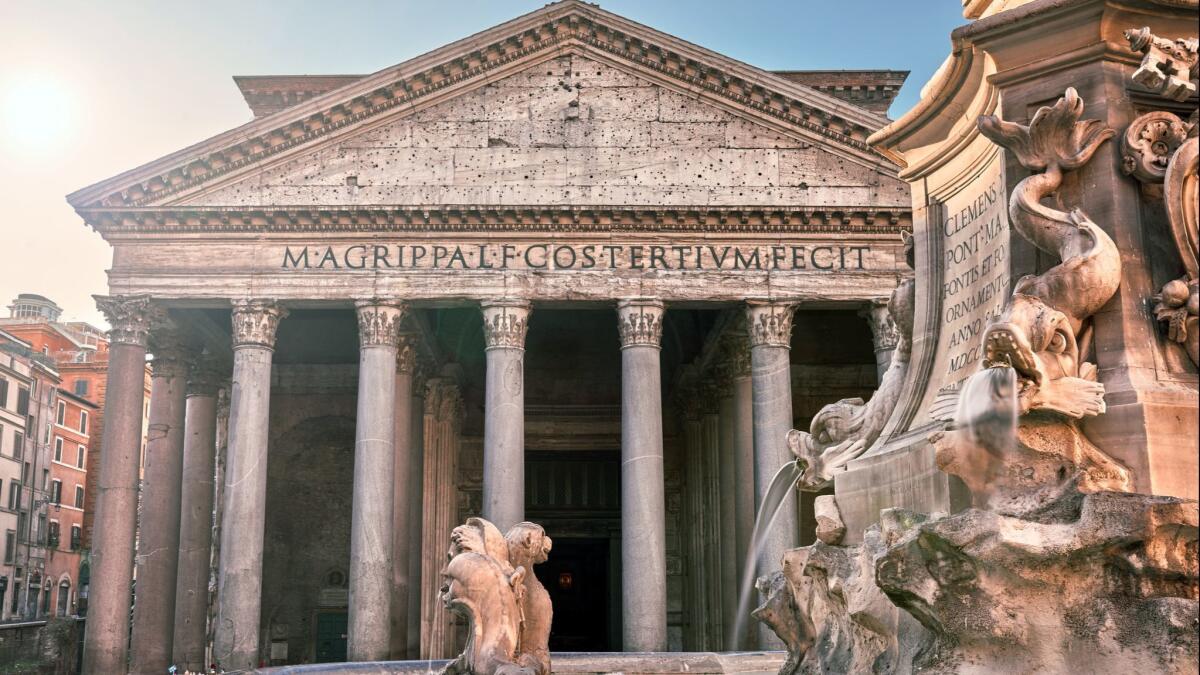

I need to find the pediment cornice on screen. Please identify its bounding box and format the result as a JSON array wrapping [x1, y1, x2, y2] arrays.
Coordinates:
[[67, 0, 897, 212], [78, 204, 912, 237]]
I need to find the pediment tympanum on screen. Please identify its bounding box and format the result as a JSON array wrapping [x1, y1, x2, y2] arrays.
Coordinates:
[[171, 54, 907, 210]]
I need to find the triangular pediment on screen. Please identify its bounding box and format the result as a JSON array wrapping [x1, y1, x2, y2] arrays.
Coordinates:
[[67, 0, 901, 213]]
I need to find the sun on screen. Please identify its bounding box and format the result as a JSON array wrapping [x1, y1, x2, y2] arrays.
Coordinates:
[[0, 74, 76, 155]]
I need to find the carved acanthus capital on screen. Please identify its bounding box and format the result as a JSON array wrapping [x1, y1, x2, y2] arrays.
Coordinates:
[[187, 353, 225, 397], [1125, 26, 1199, 102], [354, 300, 407, 348], [720, 333, 752, 378], [95, 294, 157, 348], [231, 299, 288, 350], [1121, 111, 1189, 184], [396, 333, 420, 374], [746, 301, 796, 348], [425, 378, 465, 424], [481, 300, 531, 350], [616, 299, 665, 349], [148, 325, 191, 378], [860, 300, 900, 353]]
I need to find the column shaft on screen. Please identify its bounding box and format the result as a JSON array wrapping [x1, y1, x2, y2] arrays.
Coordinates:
[[214, 300, 286, 670], [747, 302, 797, 649], [481, 300, 530, 532], [82, 296, 154, 675], [389, 340, 416, 659], [617, 299, 667, 651], [130, 332, 189, 674], [731, 372, 756, 649], [717, 392, 739, 649], [171, 365, 220, 673], [406, 381, 426, 658], [349, 301, 405, 661]]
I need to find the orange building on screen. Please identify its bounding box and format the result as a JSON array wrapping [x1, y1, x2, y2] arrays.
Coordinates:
[[44, 390, 96, 615]]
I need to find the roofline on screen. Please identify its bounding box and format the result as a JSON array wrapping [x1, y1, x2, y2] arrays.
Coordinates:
[[67, 0, 893, 209], [57, 388, 100, 409]]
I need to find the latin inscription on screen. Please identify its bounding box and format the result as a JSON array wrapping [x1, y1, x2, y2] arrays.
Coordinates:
[[280, 243, 874, 272], [937, 161, 1010, 389]]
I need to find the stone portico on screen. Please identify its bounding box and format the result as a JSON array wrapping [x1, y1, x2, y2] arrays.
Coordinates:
[[68, 1, 912, 670]]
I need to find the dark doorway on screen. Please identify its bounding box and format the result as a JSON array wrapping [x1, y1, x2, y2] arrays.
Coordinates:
[[538, 537, 611, 651], [314, 611, 347, 663]]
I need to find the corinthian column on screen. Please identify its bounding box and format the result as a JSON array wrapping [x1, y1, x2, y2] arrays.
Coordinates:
[[616, 298, 667, 651], [722, 335, 756, 649], [390, 335, 419, 659], [481, 300, 530, 532], [214, 299, 287, 671], [861, 300, 899, 382], [82, 295, 155, 675], [746, 301, 797, 649], [130, 325, 190, 674], [348, 301, 406, 661], [172, 355, 222, 673]]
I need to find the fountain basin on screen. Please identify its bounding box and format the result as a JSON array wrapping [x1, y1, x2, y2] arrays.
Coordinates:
[[253, 651, 787, 675]]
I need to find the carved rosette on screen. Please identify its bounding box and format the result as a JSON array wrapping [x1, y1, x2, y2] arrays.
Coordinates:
[[860, 301, 900, 353], [355, 300, 407, 349], [187, 353, 225, 398], [148, 325, 190, 379], [1121, 111, 1189, 183], [481, 300, 531, 350], [95, 294, 156, 348], [746, 301, 796, 348], [231, 299, 288, 350], [616, 299, 665, 349]]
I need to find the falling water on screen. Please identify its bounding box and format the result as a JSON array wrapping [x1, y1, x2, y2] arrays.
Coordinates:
[[958, 365, 1019, 454], [730, 460, 803, 649]]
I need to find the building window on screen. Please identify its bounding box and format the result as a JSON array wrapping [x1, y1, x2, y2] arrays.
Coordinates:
[[78, 411, 88, 435], [3, 530, 13, 564], [69, 525, 80, 551], [47, 521, 59, 549], [12, 431, 21, 460], [54, 437, 63, 462], [16, 388, 29, 416], [22, 461, 30, 485], [5, 481, 18, 511], [73, 380, 88, 397], [76, 445, 85, 469], [56, 401, 65, 426], [74, 485, 83, 509], [0, 379, 8, 409], [50, 479, 61, 506], [0, 423, 4, 455]]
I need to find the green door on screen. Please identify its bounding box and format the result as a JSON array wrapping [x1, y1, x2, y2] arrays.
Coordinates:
[[314, 611, 348, 663]]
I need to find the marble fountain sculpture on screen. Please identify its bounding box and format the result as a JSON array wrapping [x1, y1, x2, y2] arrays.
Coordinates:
[[752, 86, 1200, 675]]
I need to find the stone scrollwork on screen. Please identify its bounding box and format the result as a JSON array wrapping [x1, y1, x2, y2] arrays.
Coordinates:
[[94, 294, 157, 348], [231, 299, 288, 349], [439, 517, 553, 675], [1120, 110, 1190, 183], [616, 299, 665, 348], [481, 300, 531, 350], [354, 300, 407, 348]]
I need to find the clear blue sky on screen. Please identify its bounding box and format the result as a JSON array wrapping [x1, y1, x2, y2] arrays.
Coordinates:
[[0, 1, 965, 326]]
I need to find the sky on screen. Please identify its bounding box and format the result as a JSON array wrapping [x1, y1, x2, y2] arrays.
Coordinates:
[[0, 0, 965, 328]]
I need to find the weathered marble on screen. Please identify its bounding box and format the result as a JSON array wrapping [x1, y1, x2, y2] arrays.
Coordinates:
[[481, 301, 531, 532]]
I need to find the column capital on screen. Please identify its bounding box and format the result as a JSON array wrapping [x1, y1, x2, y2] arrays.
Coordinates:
[[231, 299, 288, 350], [187, 354, 225, 397], [745, 301, 796, 348], [396, 333, 420, 374], [859, 301, 899, 353], [355, 300, 408, 348], [617, 298, 665, 349], [720, 333, 752, 379], [481, 300, 531, 350], [148, 326, 191, 378], [95, 294, 158, 348]]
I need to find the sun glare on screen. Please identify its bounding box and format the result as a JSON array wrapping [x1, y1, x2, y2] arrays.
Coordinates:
[[1, 74, 76, 155]]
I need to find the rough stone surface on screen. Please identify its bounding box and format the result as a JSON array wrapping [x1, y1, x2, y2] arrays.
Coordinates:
[[812, 496, 845, 545]]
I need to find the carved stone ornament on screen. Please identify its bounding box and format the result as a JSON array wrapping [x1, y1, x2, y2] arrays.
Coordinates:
[[481, 300, 531, 350], [148, 325, 190, 379], [1157, 130, 1200, 365], [396, 333, 420, 374], [94, 294, 156, 348], [746, 301, 796, 348], [616, 299, 665, 348], [354, 300, 407, 348], [231, 299, 288, 349], [787, 279, 915, 490], [721, 332, 752, 378], [1125, 26, 1199, 101], [1120, 110, 1190, 183], [439, 517, 553, 675], [860, 300, 900, 352]]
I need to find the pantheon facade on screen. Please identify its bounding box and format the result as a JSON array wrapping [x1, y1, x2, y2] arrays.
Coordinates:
[[68, 1, 912, 671]]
